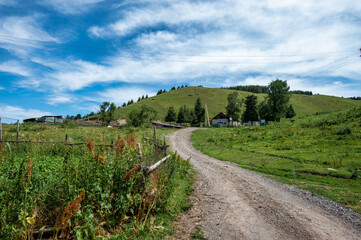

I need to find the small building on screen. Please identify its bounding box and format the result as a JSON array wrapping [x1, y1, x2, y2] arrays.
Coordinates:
[[24, 115, 64, 123], [211, 112, 229, 127], [23, 117, 38, 123]]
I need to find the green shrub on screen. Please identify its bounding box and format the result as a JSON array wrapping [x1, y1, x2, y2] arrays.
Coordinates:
[[335, 126, 352, 135], [60, 121, 77, 128]]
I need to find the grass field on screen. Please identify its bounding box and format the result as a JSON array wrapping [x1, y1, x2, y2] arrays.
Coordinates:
[[1, 122, 178, 143], [115, 86, 360, 121], [192, 106, 361, 212], [0, 124, 194, 239]]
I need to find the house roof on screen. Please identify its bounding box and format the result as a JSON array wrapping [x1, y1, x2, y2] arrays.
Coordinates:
[[212, 112, 228, 120], [40, 115, 63, 118]]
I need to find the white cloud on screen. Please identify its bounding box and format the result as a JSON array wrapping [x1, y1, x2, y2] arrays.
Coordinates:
[[98, 87, 156, 106], [0, 15, 58, 57], [0, 86, 4, 90], [0, 16, 57, 42], [3, 0, 360, 99], [0, 104, 52, 121], [0, 60, 31, 76], [40, 0, 106, 15], [47, 93, 74, 105]]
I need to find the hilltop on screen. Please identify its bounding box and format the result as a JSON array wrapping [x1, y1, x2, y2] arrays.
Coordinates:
[[115, 86, 360, 121]]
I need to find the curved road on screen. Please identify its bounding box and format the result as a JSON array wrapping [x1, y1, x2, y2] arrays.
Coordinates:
[[169, 128, 361, 240]]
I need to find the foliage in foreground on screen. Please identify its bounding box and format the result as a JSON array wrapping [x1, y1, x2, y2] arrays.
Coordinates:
[[192, 106, 361, 212], [0, 130, 193, 239]]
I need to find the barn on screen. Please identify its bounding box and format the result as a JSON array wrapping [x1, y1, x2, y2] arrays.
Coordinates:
[[211, 112, 229, 127]]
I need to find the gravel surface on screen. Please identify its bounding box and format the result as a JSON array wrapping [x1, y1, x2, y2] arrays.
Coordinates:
[[169, 128, 361, 240]]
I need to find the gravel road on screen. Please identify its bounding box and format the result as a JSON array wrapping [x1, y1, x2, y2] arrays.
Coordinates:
[[169, 127, 361, 240]]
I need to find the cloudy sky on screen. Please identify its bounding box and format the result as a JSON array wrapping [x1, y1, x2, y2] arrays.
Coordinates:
[[0, 0, 360, 120]]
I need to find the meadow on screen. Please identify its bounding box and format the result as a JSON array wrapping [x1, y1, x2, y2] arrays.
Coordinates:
[[0, 124, 194, 239], [192, 106, 361, 212]]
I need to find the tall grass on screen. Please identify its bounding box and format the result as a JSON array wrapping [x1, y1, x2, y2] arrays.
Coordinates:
[[0, 130, 193, 239]]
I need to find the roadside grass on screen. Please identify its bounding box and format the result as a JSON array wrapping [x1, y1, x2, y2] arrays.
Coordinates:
[[191, 226, 207, 240], [114, 87, 360, 121], [0, 124, 193, 239], [192, 106, 361, 213]]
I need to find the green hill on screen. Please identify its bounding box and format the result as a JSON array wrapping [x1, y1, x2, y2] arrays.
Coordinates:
[[115, 87, 360, 121]]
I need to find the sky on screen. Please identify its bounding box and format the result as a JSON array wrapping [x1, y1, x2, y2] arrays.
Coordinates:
[[0, 0, 360, 121]]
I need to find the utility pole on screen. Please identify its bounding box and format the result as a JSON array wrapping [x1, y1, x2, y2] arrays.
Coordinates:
[[204, 101, 210, 127]]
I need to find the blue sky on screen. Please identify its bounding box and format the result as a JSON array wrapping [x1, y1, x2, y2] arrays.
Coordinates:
[[0, 0, 360, 121]]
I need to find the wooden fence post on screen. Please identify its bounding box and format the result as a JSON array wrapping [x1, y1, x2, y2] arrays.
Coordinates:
[[163, 136, 167, 157], [153, 124, 158, 144], [138, 143, 143, 164]]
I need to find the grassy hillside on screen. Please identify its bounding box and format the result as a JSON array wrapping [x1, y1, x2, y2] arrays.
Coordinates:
[[115, 87, 360, 121]]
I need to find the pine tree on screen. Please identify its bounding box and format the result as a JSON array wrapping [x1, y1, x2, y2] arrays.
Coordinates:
[[193, 97, 205, 124], [165, 106, 177, 122], [242, 95, 259, 122]]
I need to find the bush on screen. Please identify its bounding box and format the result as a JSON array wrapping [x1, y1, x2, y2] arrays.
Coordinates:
[[60, 121, 77, 128], [335, 126, 352, 135], [127, 105, 157, 127]]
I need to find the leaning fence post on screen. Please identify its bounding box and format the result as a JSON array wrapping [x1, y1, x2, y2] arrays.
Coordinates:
[[137, 142, 143, 164], [16, 120, 19, 142]]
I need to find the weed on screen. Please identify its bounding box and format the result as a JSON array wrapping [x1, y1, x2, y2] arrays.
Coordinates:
[[191, 226, 207, 240], [0, 125, 193, 239]]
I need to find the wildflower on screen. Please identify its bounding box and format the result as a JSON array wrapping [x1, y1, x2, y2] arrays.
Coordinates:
[[26, 216, 35, 225]]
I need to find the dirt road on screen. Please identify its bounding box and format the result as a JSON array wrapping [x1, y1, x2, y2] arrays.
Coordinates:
[[169, 128, 361, 240]]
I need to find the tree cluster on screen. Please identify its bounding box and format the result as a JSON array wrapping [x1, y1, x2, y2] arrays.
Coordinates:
[[137, 95, 149, 102], [290, 90, 313, 95], [224, 85, 268, 93], [65, 112, 96, 121], [225, 80, 297, 123], [348, 96, 361, 100], [258, 79, 295, 121], [223, 85, 313, 96], [127, 105, 157, 127], [98, 102, 117, 123], [164, 97, 204, 125], [156, 85, 189, 96]]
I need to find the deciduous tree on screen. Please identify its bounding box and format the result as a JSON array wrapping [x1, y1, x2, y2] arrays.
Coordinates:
[[266, 79, 290, 121], [226, 92, 242, 121]]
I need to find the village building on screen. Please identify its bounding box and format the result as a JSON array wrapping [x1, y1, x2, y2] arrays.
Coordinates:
[[23, 115, 64, 123], [211, 112, 229, 127]]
